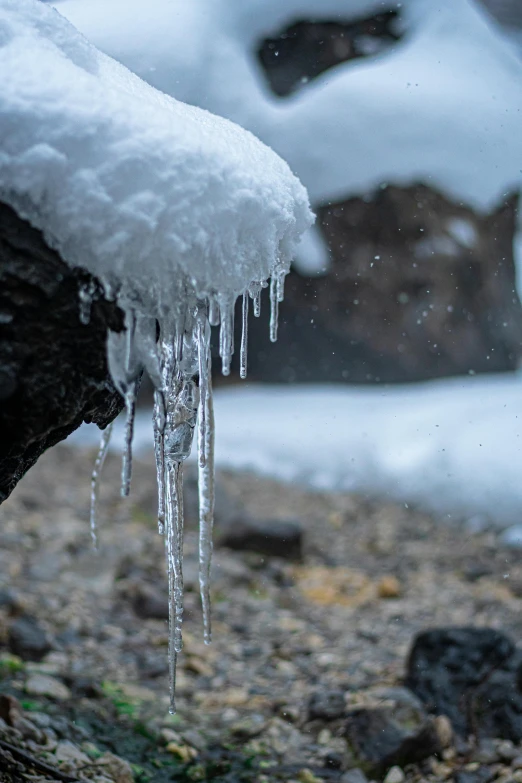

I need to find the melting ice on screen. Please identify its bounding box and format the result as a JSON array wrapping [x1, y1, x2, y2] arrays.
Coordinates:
[[91, 268, 285, 713]]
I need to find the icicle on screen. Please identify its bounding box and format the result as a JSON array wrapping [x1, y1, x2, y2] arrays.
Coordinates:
[[196, 310, 215, 643], [89, 421, 113, 550], [121, 379, 137, 497], [165, 459, 184, 714], [269, 275, 279, 343], [218, 297, 234, 376], [240, 292, 248, 379], [153, 390, 166, 534], [208, 296, 220, 327], [78, 280, 96, 325], [249, 282, 262, 318]]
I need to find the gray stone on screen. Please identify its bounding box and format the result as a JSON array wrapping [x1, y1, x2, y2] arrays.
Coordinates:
[[8, 615, 52, 662], [25, 673, 71, 701], [308, 689, 346, 721], [219, 517, 303, 561]]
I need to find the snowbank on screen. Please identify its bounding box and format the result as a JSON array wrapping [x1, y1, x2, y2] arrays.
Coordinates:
[[53, 0, 522, 213], [70, 374, 522, 528], [0, 0, 312, 306]]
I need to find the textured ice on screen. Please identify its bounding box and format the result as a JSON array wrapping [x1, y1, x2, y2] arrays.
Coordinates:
[[0, 0, 312, 713]]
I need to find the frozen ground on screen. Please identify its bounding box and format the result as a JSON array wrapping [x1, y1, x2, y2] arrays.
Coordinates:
[[69, 372, 522, 530]]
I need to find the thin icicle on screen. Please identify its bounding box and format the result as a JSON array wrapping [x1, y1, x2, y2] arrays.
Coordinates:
[[249, 282, 262, 318], [153, 390, 166, 534], [197, 311, 215, 643], [121, 379, 137, 497], [269, 275, 279, 343], [209, 296, 220, 327], [240, 292, 248, 379], [219, 297, 234, 376], [165, 459, 184, 714], [90, 421, 113, 550]]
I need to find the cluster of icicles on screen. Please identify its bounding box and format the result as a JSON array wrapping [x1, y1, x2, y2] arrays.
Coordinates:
[[84, 266, 287, 713]]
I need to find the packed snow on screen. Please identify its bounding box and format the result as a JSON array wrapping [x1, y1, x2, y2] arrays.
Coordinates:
[[54, 0, 522, 273], [69, 373, 522, 531], [0, 0, 312, 711]]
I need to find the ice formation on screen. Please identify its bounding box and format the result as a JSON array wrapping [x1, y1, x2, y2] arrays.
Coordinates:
[[0, 0, 312, 712]]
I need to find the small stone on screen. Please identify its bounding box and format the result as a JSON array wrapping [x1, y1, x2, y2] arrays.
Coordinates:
[[54, 740, 90, 765], [340, 771, 368, 783], [8, 615, 52, 662], [433, 715, 453, 749], [377, 576, 401, 599], [297, 770, 322, 783], [512, 771, 522, 783], [130, 582, 168, 620], [473, 738, 498, 764], [94, 752, 134, 783], [497, 740, 518, 762], [25, 673, 71, 700], [308, 689, 346, 721], [511, 756, 522, 770], [166, 742, 197, 762], [383, 767, 405, 783]]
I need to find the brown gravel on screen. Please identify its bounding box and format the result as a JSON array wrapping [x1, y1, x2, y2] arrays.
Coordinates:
[[0, 442, 521, 782]]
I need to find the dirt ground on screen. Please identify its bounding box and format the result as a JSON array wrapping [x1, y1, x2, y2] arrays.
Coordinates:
[[0, 443, 521, 783]]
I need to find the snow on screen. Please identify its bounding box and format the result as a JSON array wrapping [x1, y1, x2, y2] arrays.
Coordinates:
[[53, 0, 522, 215], [70, 373, 522, 529], [0, 0, 312, 305]]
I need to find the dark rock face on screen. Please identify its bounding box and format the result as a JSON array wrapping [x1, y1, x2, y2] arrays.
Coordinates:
[[0, 202, 124, 502], [406, 627, 522, 741], [8, 615, 52, 662], [218, 518, 303, 561], [240, 186, 522, 383]]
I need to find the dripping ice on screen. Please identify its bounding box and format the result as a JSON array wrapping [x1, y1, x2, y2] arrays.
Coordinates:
[[92, 264, 286, 713]]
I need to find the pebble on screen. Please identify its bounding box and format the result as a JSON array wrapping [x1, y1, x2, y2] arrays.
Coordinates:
[[383, 766, 405, 783], [340, 771, 368, 783], [497, 740, 518, 762], [219, 517, 303, 561], [377, 575, 402, 599], [308, 689, 346, 720], [54, 740, 90, 764], [8, 615, 52, 662], [25, 673, 71, 700]]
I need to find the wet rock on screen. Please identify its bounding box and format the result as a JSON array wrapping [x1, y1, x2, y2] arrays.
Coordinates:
[[8, 615, 52, 661], [344, 707, 442, 776], [406, 627, 522, 740], [308, 689, 346, 721], [219, 517, 303, 560], [25, 673, 71, 700]]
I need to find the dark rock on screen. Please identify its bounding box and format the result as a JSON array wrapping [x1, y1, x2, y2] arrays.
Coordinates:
[[0, 588, 21, 614], [0, 201, 124, 503], [218, 517, 303, 561], [405, 627, 522, 740], [239, 187, 522, 384], [340, 770, 369, 783], [344, 707, 442, 776], [8, 615, 52, 662], [308, 689, 346, 721]]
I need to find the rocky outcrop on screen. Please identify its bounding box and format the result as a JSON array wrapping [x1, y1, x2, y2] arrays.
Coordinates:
[[0, 202, 124, 502]]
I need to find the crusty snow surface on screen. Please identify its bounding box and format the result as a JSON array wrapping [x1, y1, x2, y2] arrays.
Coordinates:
[[0, 0, 312, 304]]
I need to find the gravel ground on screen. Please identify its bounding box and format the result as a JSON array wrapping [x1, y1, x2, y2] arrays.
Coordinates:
[[0, 444, 522, 783]]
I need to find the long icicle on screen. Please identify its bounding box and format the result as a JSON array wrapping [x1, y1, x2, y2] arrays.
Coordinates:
[[165, 458, 185, 714], [121, 379, 137, 497], [90, 421, 113, 550], [153, 389, 166, 534], [197, 313, 215, 643], [240, 292, 248, 379], [269, 275, 279, 343]]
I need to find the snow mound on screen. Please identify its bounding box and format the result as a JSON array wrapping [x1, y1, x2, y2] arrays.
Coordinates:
[[0, 0, 312, 305]]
